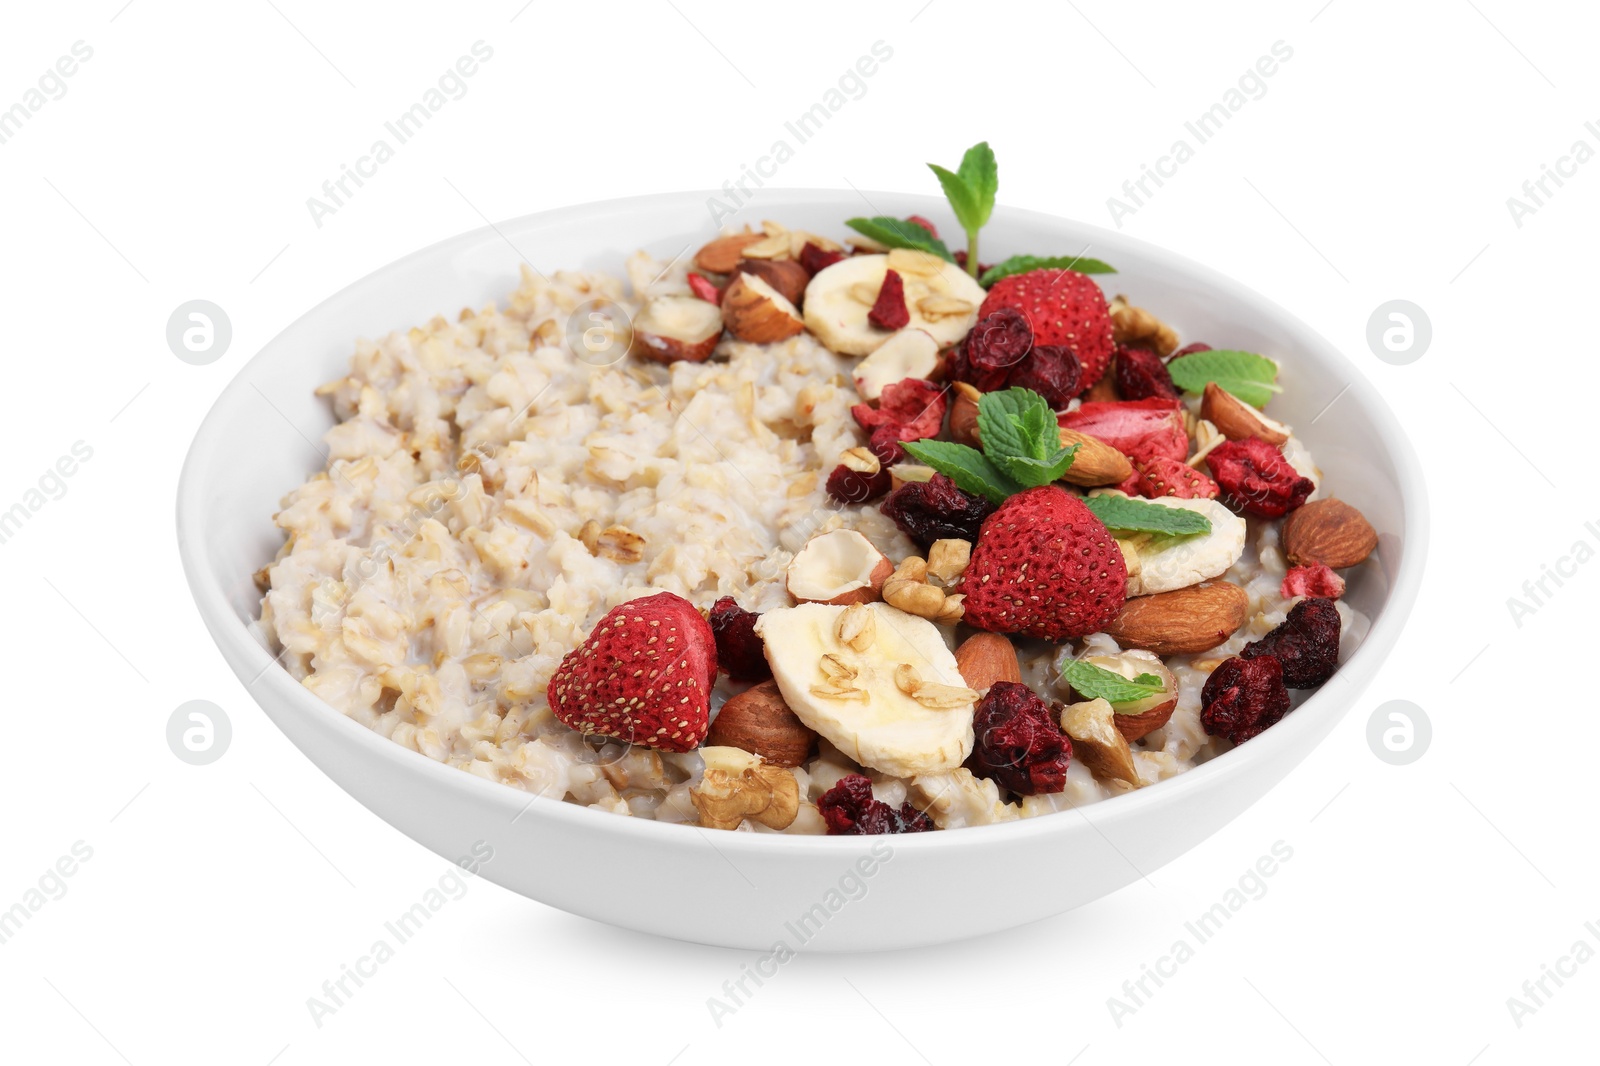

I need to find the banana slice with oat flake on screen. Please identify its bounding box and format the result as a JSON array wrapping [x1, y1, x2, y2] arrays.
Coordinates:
[[1119, 497, 1247, 597], [803, 252, 986, 357], [754, 601, 976, 778]]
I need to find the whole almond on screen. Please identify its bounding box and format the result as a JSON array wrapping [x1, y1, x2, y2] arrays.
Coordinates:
[[1058, 428, 1133, 487], [1282, 498, 1377, 569], [954, 632, 1022, 693], [1104, 581, 1249, 655], [1200, 382, 1289, 445], [705, 680, 817, 767], [948, 382, 981, 447], [694, 231, 762, 274]]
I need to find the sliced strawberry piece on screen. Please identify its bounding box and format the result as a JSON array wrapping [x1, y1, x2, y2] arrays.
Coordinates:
[[686, 272, 721, 303], [868, 269, 911, 331], [852, 377, 946, 443], [1058, 398, 1188, 465], [1132, 456, 1219, 500]]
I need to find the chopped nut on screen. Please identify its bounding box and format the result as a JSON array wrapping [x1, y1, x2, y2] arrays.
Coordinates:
[[882, 556, 965, 624], [1108, 294, 1179, 356], [834, 603, 876, 652], [1061, 698, 1141, 787], [839, 447, 881, 475], [690, 746, 801, 831], [894, 662, 978, 710], [887, 248, 946, 277], [916, 294, 975, 320], [741, 221, 792, 260], [926, 539, 971, 585], [819, 653, 856, 681]]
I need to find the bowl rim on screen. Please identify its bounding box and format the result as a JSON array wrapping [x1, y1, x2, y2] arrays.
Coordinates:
[[177, 188, 1429, 854]]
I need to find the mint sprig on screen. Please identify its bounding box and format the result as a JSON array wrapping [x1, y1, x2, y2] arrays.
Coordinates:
[[902, 387, 1075, 504], [928, 141, 998, 277], [1081, 494, 1212, 536], [980, 254, 1117, 288], [1165, 349, 1281, 408], [844, 216, 954, 262], [1060, 660, 1169, 705]]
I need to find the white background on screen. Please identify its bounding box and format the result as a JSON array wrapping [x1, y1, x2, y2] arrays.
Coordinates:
[[0, 1, 1592, 1062]]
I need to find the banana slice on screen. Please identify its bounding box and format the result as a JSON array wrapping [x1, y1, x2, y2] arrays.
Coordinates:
[[1120, 497, 1247, 596], [852, 328, 939, 400], [803, 252, 986, 357], [753, 601, 975, 777]]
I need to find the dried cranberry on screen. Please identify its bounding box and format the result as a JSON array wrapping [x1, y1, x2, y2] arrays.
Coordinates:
[[1205, 438, 1314, 518], [868, 269, 911, 331], [868, 429, 906, 467], [1114, 346, 1179, 401], [944, 341, 1012, 393], [827, 463, 891, 504], [1170, 342, 1212, 357], [1201, 655, 1290, 744], [1008, 345, 1082, 408], [904, 215, 940, 239], [707, 597, 769, 682], [965, 682, 1071, 795], [798, 241, 845, 276], [818, 774, 935, 835], [966, 307, 1034, 371], [1242, 597, 1341, 688], [852, 378, 946, 443], [879, 473, 996, 549]]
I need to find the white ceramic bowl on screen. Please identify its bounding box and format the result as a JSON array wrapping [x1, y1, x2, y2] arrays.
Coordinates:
[[178, 191, 1426, 951]]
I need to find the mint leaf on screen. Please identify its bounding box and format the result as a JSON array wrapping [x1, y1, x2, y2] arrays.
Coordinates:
[[994, 445, 1078, 487], [902, 439, 1019, 504], [956, 142, 997, 229], [980, 254, 1117, 287], [973, 387, 1078, 488], [1060, 660, 1168, 705], [1082, 494, 1212, 535], [928, 164, 979, 232], [1165, 349, 1281, 408], [845, 216, 955, 261]]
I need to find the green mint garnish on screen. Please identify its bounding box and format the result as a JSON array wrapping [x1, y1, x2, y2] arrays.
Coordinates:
[[1060, 660, 1168, 705], [980, 254, 1117, 287], [844, 216, 954, 262], [900, 439, 1017, 504], [1164, 348, 1281, 408], [902, 387, 1077, 504], [927, 141, 998, 277], [1081, 494, 1212, 536]]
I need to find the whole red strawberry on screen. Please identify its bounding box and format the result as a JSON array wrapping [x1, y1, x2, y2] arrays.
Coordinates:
[[958, 485, 1127, 641], [979, 269, 1115, 392], [1133, 456, 1219, 500], [1206, 438, 1313, 518], [1058, 398, 1188, 465], [546, 591, 717, 753]]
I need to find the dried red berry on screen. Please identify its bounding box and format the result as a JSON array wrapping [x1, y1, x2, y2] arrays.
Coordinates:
[[1171, 342, 1212, 357], [1007, 345, 1082, 409], [1206, 438, 1314, 518], [1114, 346, 1179, 401], [868, 429, 906, 467], [965, 681, 1072, 795], [904, 215, 940, 239], [1242, 597, 1341, 688], [818, 774, 935, 835], [880, 473, 996, 549], [1201, 655, 1290, 744], [1281, 564, 1345, 600], [798, 241, 845, 276], [707, 597, 769, 682], [868, 269, 911, 331], [686, 272, 721, 303], [852, 377, 946, 443], [967, 308, 1035, 371], [827, 463, 891, 504], [1133, 456, 1219, 500]]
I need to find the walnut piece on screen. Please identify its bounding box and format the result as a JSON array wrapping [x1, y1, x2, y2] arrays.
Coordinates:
[[690, 746, 800, 831]]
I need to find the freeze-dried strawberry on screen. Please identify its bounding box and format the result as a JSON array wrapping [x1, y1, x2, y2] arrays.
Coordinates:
[[851, 377, 946, 443], [686, 272, 721, 303], [1133, 456, 1219, 500], [827, 463, 891, 504], [818, 774, 935, 834], [958, 485, 1127, 641], [708, 596, 770, 682], [1008, 345, 1082, 409], [979, 268, 1116, 391], [880, 473, 995, 549], [905, 215, 940, 239], [1242, 597, 1341, 688], [967, 308, 1034, 371], [965, 681, 1072, 795], [1206, 438, 1313, 519], [1281, 564, 1345, 600], [798, 241, 845, 276], [547, 592, 717, 752], [1058, 398, 1188, 465], [868, 269, 911, 331], [1201, 655, 1290, 744], [1114, 346, 1179, 401]]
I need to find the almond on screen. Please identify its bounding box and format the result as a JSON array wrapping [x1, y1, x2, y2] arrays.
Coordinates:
[[731, 257, 809, 309], [948, 382, 981, 447], [1104, 580, 1249, 656], [705, 680, 818, 767], [1060, 698, 1140, 787], [693, 230, 761, 274], [1200, 382, 1289, 445], [722, 272, 805, 344], [954, 632, 1022, 693], [1058, 427, 1133, 487], [1282, 498, 1377, 569]]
